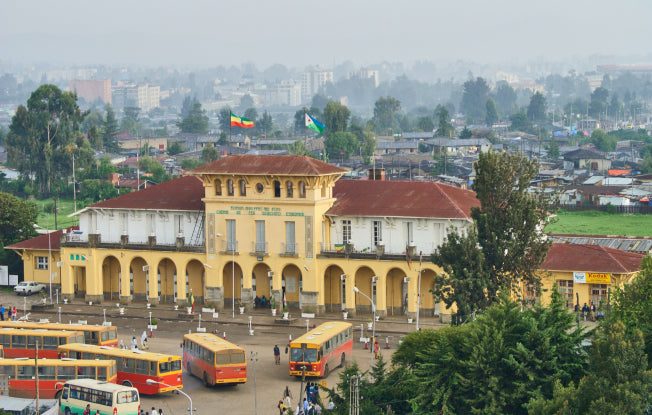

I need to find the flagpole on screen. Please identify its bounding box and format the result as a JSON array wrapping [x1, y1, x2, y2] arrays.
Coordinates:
[[303, 108, 307, 145], [229, 111, 232, 151]]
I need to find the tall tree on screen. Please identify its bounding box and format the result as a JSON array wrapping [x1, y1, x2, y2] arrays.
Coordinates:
[[434, 104, 454, 137], [177, 102, 209, 134], [417, 116, 434, 132], [218, 107, 232, 133], [325, 132, 357, 159], [323, 101, 351, 136], [259, 111, 273, 137], [485, 97, 499, 126], [7, 84, 85, 196], [493, 81, 518, 116], [372, 96, 401, 134], [201, 142, 219, 163], [460, 77, 490, 122], [527, 91, 547, 122], [589, 86, 609, 118], [102, 104, 119, 152], [548, 137, 560, 160], [433, 151, 555, 320]]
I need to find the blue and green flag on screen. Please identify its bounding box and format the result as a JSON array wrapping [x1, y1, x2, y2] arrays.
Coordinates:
[[305, 113, 325, 134]]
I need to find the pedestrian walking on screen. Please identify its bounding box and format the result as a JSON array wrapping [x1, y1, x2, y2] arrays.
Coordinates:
[[283, 385, 293, 408], [141, 331, 148, 350], [131, 336, 138, 351], [274, 344, 281, 365], [0, 304, 5, 321], [83, 404, 91, 415], [12, 306, 17, 321], [151, 407, 158, 415]]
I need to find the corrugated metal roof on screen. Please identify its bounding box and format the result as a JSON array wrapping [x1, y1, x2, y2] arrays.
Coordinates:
[[6, 227, 77, 250], [191, 155, 346, 176], [542, 243, 645, 273], [327, 180, 479, 219]]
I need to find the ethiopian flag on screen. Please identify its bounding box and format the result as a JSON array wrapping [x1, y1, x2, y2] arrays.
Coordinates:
[[305, 113, 325, 134], [231, 113, 255, 128]]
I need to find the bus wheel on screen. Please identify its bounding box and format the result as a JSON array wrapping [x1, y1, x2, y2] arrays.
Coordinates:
[[203, 372, 210, 387], [187, 361, 192, 373], [324, 364, 329, 378], [65, 408, 71, 415], [122, 380, 133, 387]]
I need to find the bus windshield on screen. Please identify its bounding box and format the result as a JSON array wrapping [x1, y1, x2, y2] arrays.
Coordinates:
[[291, 348, 317, 362]]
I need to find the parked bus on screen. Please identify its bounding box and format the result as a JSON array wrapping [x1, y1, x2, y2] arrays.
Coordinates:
[[0, 357, 117, 399], [289, 321, 352, 378], [0, 328, 85, 359], [58, 343, 182, 395], [182, 332, 246, 386], [0, 321, 118, 347], [58, 378, 140, 415]]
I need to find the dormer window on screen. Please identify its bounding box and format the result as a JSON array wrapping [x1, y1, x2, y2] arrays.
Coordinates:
[[286, 181, 293, 198], [239, 180, 246, 196], [215, 179, 222, 196], [227, 179, 234, 196]]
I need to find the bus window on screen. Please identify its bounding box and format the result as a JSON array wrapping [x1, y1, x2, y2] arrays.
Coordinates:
[[124, 358, 135, 373], [62, 386, 68, 400], [0, 364, 15, 379], [27, 335, 38, 348], [171, 359, 181, 372], [43, 335, 58, 350], [159, 361, 170, 374], [78, 366, 96, 379], [0, 334, 9, 347], [136, 360, 149, 375], [38, 365, 56, 380], [17, 365, 34, 379], [117, 390, 139, 404], [82, 352, 95, 360], [151, 361, 158, 376], [216, 353, 229, 365], [83, 332, 91, 343], [91, 332, 98, 344], [101, 331, 108, 342], [12, 335, 26, 347], [97, 366, 107, 380], [108, 328, 117, 340], [57, 365, 75, 380], [60, 337, 68, 345], [231, 351, 245, 364]]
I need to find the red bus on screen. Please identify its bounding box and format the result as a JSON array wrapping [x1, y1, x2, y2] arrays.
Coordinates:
[[0, 321, 118, 347], [182, 332, 246, 386], [289, 321, 353, 378], [0, 328, 85, 359], [0, 357, 117, 399], [58, 343, 183, 395]]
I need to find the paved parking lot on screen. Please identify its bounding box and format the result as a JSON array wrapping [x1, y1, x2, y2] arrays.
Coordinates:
[[0, 290, 429, 415]]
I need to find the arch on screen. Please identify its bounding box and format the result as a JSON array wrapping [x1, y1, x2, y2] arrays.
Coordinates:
[[73, 266, 87, 299], [354, 266, 377, 315], [214, 179, 222, 196], [281, 264, 302, 309], [186, 260, 205, 305], [286, 181, 293, 198], [101, 256, 120, 301], [419, 269, 437, 316], [324, 265, 345, 313], [385, 268, 407, 316], [223, 261, 243, 306], [157, 258, 177, 303], [227, 179, 234, 196], [239, 179, 246, 196], [129, 257, 148, 301], [252, 263, 271, 301]]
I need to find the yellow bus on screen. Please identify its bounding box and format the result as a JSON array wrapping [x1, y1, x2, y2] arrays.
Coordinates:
[[0, 321, 118, 347], [58, 343, 182, 395], [58, 379, 140, 415], [0, 327, 85, 359], [0, 357, 117, 398], [182, 332, 247, 386], [289, 321, 353, 377]]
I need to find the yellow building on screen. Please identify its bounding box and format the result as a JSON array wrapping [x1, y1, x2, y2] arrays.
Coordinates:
[[8, 155, 482, 321]]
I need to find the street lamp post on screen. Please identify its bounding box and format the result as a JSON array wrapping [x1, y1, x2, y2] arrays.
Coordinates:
[[146, 379, 193, 414], [353, 285, 376, 379]]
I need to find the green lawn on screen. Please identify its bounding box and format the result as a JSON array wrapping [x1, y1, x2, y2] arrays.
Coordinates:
[[546, 210, 652, 237], [32, 198, 79, 231]]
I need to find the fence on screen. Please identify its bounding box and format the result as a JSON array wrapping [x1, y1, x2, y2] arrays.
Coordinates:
[[555, 204, 652, 214]]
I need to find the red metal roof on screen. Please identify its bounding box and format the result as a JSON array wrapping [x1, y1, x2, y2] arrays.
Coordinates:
[[90, 175, 204, 211], [191, 155, 347, 176], [6, 226, 78, 251], [327, 180, 480, 219], [542, 243, 645, 274]]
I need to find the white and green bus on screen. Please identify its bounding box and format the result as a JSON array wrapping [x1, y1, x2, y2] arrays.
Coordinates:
[[58, 378, 140, 415]]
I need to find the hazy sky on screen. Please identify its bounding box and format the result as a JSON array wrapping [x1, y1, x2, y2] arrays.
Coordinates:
[[2, 0, 652, 69]]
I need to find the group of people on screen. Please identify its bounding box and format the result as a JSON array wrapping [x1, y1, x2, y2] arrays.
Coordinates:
[[0, 304, 18, 321], [124, 331, 149, 351], [254, 295, 270, 308], [278, 384, 330, 415], [82, 404, 100, 415], [577, 301, 604, 321], [139, 407, 163, 415]]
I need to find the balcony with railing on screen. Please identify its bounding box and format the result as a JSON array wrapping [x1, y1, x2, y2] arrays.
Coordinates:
[[280, 242, 298, 257], [220, 240, 238, 254], [61, 231, 206, 253], [250, 241, 268, 256]]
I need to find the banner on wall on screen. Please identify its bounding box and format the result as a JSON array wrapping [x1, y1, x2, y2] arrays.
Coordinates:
[[573, 272, 611, 284]]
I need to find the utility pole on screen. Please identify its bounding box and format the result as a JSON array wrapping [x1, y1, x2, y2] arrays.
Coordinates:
[[349, 375, 359, 415], [298, 344, 307, 413], [35, 340, 40, 415]]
